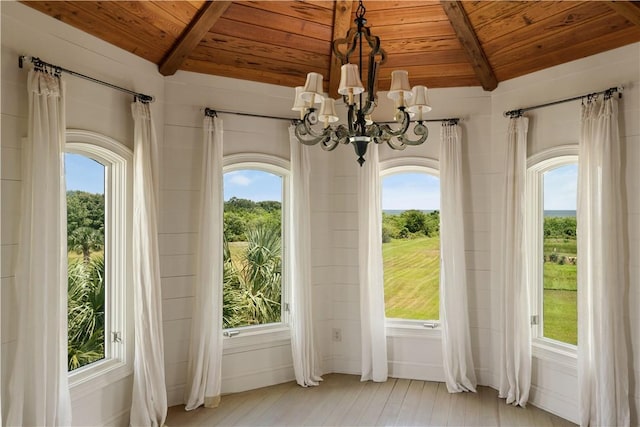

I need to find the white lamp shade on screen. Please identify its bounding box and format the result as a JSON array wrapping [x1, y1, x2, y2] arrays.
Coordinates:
[[338, 64, 365, 95], [291, 86, 307, 111], [387, 70, 413, 100], [407, 85, 432, 114], [301, 72, 324, 104], [318, 97, 339, 123]]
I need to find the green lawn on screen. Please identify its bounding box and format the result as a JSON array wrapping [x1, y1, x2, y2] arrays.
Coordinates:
[[543, 289, 577, 345], [543, 236, 577, 344], [381, 235, 577, 345], [543, 238, 577, 256], [382, 237, 439, 320]]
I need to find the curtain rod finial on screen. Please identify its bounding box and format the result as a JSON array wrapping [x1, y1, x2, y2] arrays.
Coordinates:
[[18, 55, 32, 69]]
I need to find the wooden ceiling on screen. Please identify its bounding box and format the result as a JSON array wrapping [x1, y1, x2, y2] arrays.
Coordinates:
[[22, 1, 640, 94]]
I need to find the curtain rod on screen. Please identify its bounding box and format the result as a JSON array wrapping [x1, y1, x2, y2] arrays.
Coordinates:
[[18, 55, 154, 103], [204, 107, 460, 125], [504, 85, 623, 118]]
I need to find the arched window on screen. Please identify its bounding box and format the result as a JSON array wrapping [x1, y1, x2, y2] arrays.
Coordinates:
[[381, 161, 440, 323], [527, 147, 578, 350], [65, 130, 133, 393], [222, 155, 290, 332]]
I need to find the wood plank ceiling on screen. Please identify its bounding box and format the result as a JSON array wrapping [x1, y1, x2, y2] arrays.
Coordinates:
[[22, 1, 640, 94]]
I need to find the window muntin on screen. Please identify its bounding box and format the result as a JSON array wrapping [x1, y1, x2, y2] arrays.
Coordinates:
[[527, 150, 578, 351], [65, 130, 132, 393], [222, 166, 287, 330], [381, 170, 440, 321]]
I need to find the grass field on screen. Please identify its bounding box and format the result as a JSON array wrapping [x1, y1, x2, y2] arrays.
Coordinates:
[[381, 235, 577, 345], [382, 237, 439, 320], [543, 237, 577, 344], [68, 250, 104, 262]]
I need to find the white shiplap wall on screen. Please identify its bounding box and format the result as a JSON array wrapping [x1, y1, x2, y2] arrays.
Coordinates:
[[1, 2, 639, 425]]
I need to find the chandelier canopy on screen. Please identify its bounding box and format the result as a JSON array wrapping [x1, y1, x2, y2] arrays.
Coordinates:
[[292, 0, 432, 166]]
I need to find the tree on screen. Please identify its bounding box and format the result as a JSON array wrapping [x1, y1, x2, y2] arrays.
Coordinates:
[[401, 210, 426, 234], [424, 210, 440, 237], [68, 226, 104, 263], [225, 197, 257, 211], [67, 191, 104, 237]]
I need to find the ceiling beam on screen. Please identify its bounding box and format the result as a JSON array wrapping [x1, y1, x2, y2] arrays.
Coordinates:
[[607, 1, 640, 27], [159, 1, 232, 76], [328, 0, 355, 98], [440, 1, 497, 91]]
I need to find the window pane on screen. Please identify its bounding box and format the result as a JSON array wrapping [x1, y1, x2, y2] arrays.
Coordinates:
[[382, 172, 440, 320], [542, 164, 577, 345], [65, 153, 106, 371], [223, 169, 283, 328]]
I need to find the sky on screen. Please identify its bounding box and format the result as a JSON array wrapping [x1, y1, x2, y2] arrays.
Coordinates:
[[543, 164, 577, 210], [224, 170, 282, 202], [64, 155, 576, 211], [65, 153, 104, 194], [382, 172, 440, 211]]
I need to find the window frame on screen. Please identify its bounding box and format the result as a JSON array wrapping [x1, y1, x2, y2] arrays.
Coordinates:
[[221, 154, 291, 350], [65, 129, 133, 399], [526, 145, 578, 362], [380, 157, 441, 336]]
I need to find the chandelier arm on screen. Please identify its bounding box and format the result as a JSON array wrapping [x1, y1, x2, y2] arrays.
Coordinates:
[[320, 138, 340, 151], [397, 121, 429, 146], [385, 138, 408, 150], [334, 125, 351, 144], [375, 109, 411, 139], [298, 109, 329, 139], [294, 120, 332, 146]]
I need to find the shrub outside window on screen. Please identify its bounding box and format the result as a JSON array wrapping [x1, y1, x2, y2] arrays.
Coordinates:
[[222, 162, 289, 331], [381, 167, 440, 322]]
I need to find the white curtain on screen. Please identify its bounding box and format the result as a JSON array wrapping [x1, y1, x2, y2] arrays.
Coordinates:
[[439, 123, 477, 393], [184, 116, 225, 409], [577, 96, 629, 426], [7, 69, 72, 426], [185, 116, 224, 411], [498, 116, 531, 407], [358, 144, 388, 382], [130, 100, 167, 427], [288, 127, 323, 387]]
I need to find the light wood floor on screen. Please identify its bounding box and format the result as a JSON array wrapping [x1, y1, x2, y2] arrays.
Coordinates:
[[166, 374, 576, 426]]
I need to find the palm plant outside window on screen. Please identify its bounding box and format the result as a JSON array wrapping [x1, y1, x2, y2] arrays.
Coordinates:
[[223, 169, 284, 329]]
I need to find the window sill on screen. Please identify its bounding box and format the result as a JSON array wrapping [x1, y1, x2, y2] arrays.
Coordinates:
[[532, 338, 577, 370], [385, 319, 441, 339], [223, 324, 291, 355], [69, 358, 132, 401]]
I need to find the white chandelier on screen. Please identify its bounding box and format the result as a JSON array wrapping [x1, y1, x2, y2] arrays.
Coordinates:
[[292, 0, 431, 166]]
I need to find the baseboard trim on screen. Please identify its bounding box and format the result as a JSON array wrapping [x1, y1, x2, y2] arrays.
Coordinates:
[[221, 363, 295, 394], [528, 384, 579, 424], [100, 408, 130, 427]]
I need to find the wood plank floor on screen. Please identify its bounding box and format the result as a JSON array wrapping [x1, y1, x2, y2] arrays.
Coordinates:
[[166, 374, 576, 426]]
